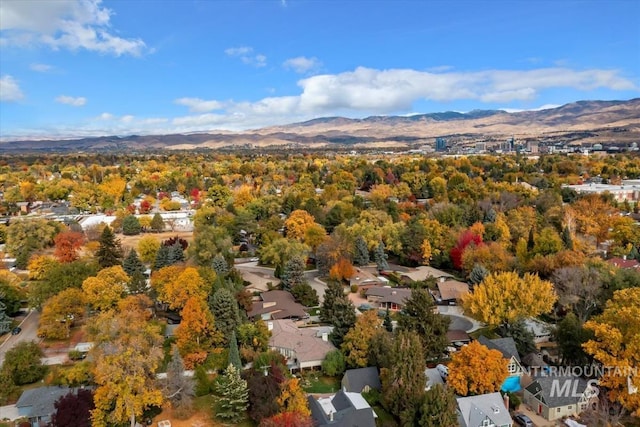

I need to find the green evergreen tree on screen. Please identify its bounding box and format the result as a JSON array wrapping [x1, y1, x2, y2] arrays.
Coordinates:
[[212, 253, 229, 277], [210, 288, 241, 343], [353, 236, 370, 266], [122, 215, 142, 236], [504, 319, 537, 356], [484, 207, 497, 223], [0, 294, 12, 335], [630, 245, 640, 261], [228, 331, 242, 370], [95, 226, 122, 269], [320, 281, 356, 347], [281, 256, 306, 292], [320, 280, 345, 324], [397, 288, 450, 362], [417, 384, 458, 427], [562, 225, 574, 250], [527, 227, 536, 251], [469, 263, 489, 287], [291, 282, 319, 307], [213, 364, 249, 423], [165, 346, 194, 411], [167, 242, 185, 265], [151, 213, 165, 232], [154, 245, 170, 270], [374, 241, 389, 272], [123, 249, 145, 277], [383, 308, 393, 332]]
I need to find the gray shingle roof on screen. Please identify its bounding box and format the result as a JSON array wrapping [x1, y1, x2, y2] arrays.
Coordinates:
[[525, 375, 591, 408], [478, 335, 521, 362], [457, 392, 513, 427], [308, 390, 377, 427], [16, 386, 75, 418], [342, 367, 381, 393]]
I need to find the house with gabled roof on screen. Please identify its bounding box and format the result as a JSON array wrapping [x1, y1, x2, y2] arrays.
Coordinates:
[[365, 286, 412, 311], [308, 390, 377, 427], [341, 367, 381, 393], [16, 386, 89, 427], [248, 290, 309, 321], [523, 375, 597, 421], [478, 336, 524, 377], [456, 392, 513, 427], [267, 319, 335, 371]]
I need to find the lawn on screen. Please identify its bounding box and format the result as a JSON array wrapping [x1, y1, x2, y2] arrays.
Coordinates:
[[301, 374, 340, 393]]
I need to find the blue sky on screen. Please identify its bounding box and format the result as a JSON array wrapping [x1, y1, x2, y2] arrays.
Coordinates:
[[0, 0, 639, 140]]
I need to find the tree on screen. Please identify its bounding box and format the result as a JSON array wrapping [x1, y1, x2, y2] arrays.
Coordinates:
[[469, 263, 489, 287], [552, 266, 602, 323], [122, 215, 142, 235], [381, 330, 426, 425], [5, 218, 60, 267], [504, 319, 537, 356], [290, 282, 319, 307], [1, 341, 46, 385], [150, 213, 165, 232], [320, 281, 356, 347], [374, 240, 389, 272], [417, 384, 458, 427], [210, 288, 241, 342], [154, 245, 170, 270], [277, 377, 310, 416], [447, 341, 508, 396], [228, 331, 242, 370], [553, 312, 593, 366], [562, 225, 574, 250], [82, 266, 129, 311], [383, 308, 393, 332], [137, 236, 160, 264], [284, 209, 317, 241], [322, 350, 346, 377], [38, 288, 86, 339], [353, 235, 370, 266], [329, 258, 355, 283], [281, 256, 306, 292], [95, 226, 123, 269], [462, 271, 557, 327], [157, 267, 209, 312], [89, 308, 164, 427], [49, 389, 95, 427], [237, 320, 271, 363], [123, 249, 144, 278], [214, 364, 249, 423], [30, 260, 98, 308], [259, 412, 314, 427], [341, 310, 382, 368], [246, 363, 286, 422], [583, 287, 640, 416], [164, 346, 195, 414], [167, 242, 185, 265], [259, 238, 310, 272], [212, 253, 229, 277], [175, 296, 221, 369], [450, 229, 483, 270], [397, 288, 450, 362], [0, 295, 12, 335], [54, 231, 85, 263]]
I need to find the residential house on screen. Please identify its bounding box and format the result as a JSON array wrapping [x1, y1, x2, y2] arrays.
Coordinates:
[[523, 318, 552, 344], [308, 390, 377, 427], [424, 367, 444, 391], [436, 279, 470, 305], [16, 386, 85, 426], [456, 392, 513, 427], [349, 268, 388, 291], [267, 319, 335, 371], [446, 329, 471, 347], [365, 286, 412, 311], [248, 290, 309, 321], [478, 336, 524, 377], [400, 266, 453, 284], [341, 367, 381, 393], [523, 376, 597, 421], [607, 256, 640, 270]]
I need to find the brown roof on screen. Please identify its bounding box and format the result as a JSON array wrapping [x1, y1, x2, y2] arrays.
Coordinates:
[[446, 329, 471, 343], [248, 290, 308, 320], [607, 257, 640, 269], [365, 286, 412, 305], [401, 266, 454, 282], [269, 319, 336, 364], [437, 280, 469, 301]]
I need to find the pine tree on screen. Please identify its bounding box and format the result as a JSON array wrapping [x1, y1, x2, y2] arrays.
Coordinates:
[[122, 215, 142, 236], [214, 364, 249, 423], [353, 236, 370, 266], [165, 346, 195, 411], [469, 264, 489, 287], [630, 245, 640, 261], [167, 243, 185, 265], [319, 282, 356, 347], [123, 249, 145, 277], [212, 253, 229, 277], [0, 294, 12, 335], [484, 207, 497, 223], [151, 213, 165, 232], [417, 384, 458, 427], [374, 241, 389, 272], [291, 283, 319, 307], [383, 308, 393, 332], [562, 225, 574, 250], [95, 226, 123, 269], [209, 288, 240, 343], [228, 331, 242, 370], [154, 245, 170, 270], [281, 256, 306, 292], [527, 227, 536, 251]]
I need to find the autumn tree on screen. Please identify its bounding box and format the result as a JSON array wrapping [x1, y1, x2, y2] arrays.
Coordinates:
[[95, 226, 123, 269], [462, 271, 557, 327], [82, 266, 129, 311], [417, 384, 459, 427], [341, 310, 382, 368], [237, 320, 271, 363], [552, 265, 602, 323], [329, 258, 355, 283], [246, 363, 286, 422], [54, 231, 85, 263], [38, 288, 86, 339], [137, 236, 160, 264], [175, 296, 222, 369], [155, 267, 209, 312], [259, 412, 314, 427], [30, 260, 98, 308], [49, 389, 95, 427], [259, 237, 310, 273], [381, 330, 426, 425], [583, 287, 640, 416], [447, 341, 509, 396], [397, 288, 450, 361], [6, 218, 61, 268], [89, 308, 164, 427], [284, 209, 316, 241], [450, 229, 483, 270], [277, 377, 310, 416]]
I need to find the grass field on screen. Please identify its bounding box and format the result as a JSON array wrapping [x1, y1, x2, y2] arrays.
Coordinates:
[[118, 230, 194, 251]]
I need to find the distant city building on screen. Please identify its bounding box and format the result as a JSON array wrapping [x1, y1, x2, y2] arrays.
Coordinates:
[[563, 180, 640, 203], [435, 137, 447, 152]]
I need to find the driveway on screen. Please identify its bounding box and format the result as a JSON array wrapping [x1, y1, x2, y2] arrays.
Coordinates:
[[437, 305, 484, 332], [0, 310, 40, 366]]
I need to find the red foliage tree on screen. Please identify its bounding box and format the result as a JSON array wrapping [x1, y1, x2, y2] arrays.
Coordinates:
[[139, 199, 152, 214], [49, 389, 95, 427], [54, 231, 85, 263], [258, 412, 314, 427], [449, 230, 483, 270]]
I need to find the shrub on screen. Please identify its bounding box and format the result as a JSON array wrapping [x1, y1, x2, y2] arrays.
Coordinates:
[[321, 350, 346, 377]]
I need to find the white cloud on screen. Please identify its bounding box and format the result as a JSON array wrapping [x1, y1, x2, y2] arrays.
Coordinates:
[[97, 112, 114, 120], [30, 63, 54, 72], [0, 0, 146, 56], [175, 97, 224, 113], [55, 95, 86, 106], [120, 115, 134, 123], [0, 75, 24, 102], [225, 46, 267, 67], [283, 56, 321, 73]]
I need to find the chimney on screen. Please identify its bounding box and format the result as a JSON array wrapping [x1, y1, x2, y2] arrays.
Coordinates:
[[329, 411, 334, 422], [624, 255, 627, 261], [440, 277, 445, 282], [503, 393, 510, 410], [322, 333, 328, 342], [267, 321, 273, 331]]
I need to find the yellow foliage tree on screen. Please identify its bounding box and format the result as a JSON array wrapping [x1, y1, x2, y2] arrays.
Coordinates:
[[137, 235, 160, 264], [38, 288, 86, 339], [284, 209, 317, 241], [583, 288, 640, 416], [462, 271, 557, 327], [159, 267, 209, 312], [341, 310, 382, 368], [447, 341, 509, 396], [175, 296, 221, 369], [27, 255, 57, 280], [82, 266, 129, 311], [277, 377, 311, 417]]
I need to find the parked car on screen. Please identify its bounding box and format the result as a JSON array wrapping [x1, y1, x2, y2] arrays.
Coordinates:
[[11, 327, 21, 335], [514, 413, 534, 427]]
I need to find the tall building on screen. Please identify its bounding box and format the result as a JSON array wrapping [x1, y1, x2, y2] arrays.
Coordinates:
[[435, 137, 447, 152]]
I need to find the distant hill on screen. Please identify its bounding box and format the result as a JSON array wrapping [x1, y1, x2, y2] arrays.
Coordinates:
[[2, 98, 639, 153]]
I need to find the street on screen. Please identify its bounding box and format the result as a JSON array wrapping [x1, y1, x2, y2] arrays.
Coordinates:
[[0, 310, 40, 366]]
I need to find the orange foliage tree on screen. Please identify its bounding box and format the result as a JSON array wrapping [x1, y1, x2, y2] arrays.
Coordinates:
[[447, 341, 509, 396], [329, 258, 355, 283], [175, 296, 222, 369], [54, 231, 85, 263]]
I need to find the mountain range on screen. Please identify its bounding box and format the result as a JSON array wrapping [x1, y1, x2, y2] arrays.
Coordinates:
[[2, 98, 639, 153]]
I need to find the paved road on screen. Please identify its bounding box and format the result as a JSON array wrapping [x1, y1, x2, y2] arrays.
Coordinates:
[[0, 310, 40, 366]]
